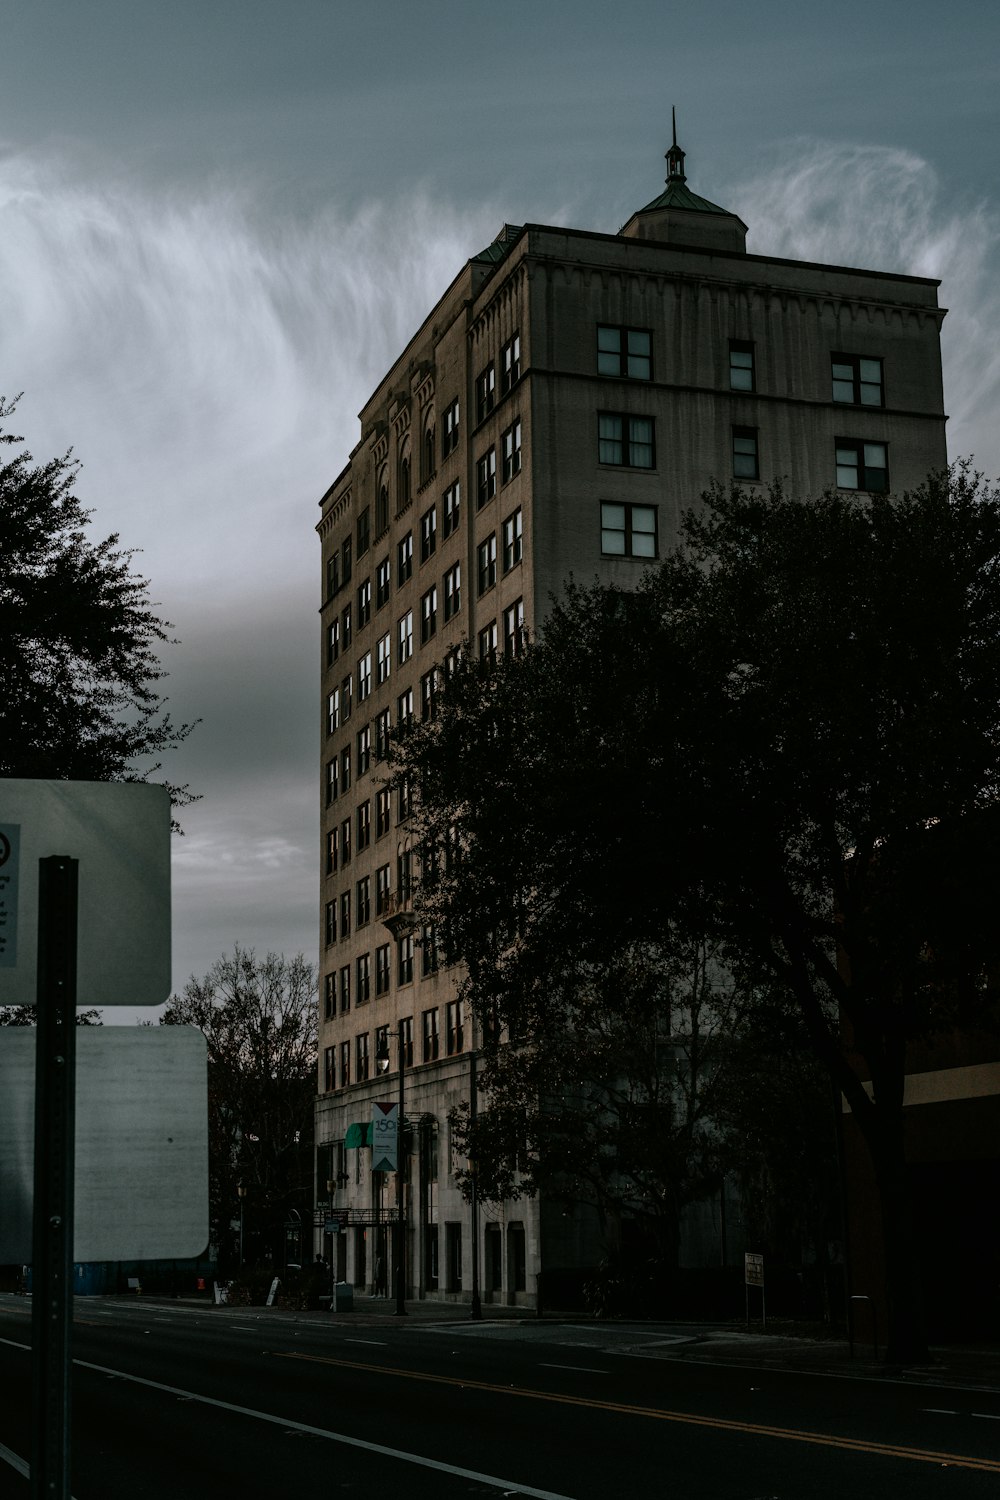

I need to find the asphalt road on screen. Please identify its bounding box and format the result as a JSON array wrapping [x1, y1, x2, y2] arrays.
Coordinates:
[[2, 1297, 1000, 1499]]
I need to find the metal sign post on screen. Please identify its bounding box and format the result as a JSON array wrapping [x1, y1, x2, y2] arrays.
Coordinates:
[[30, 856, 79, 1500]]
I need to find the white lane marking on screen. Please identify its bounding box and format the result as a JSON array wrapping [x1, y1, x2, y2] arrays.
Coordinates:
[[972, 1412, 1000, 1421], [229, 1324, 261, 1332], [920, 1408, 959, 1415], [539, 1362, 609, 1375], [72, 1354, 577, 1500], [344, 1338, 387, 1346], [0, 1438, 29, 1480]]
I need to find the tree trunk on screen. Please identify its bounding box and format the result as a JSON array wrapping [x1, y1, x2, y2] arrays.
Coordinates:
[[867, 1111, 929, 1364]]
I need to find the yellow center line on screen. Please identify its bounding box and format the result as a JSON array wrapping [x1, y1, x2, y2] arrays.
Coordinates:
[[272, 1350, 1000, 1475]]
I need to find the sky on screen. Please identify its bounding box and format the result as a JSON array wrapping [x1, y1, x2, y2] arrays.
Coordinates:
[[2, 0, 999, 1017]]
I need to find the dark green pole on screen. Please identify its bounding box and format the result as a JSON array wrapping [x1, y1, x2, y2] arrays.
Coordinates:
[[31, 856, 78, 1500], [395, 1020, 406, 1315]]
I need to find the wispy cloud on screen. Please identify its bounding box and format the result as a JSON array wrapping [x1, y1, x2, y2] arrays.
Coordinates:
[[725, 140, 1000, 473]]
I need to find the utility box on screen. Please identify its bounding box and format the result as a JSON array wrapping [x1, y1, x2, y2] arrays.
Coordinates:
[[333, 1282, 354, 1312]]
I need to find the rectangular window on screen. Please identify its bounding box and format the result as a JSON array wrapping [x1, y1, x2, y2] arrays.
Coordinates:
[[477, 534, 497, 596], [340, 744, 351, 792], [339, 963, 351, 1014], [832, 354, 883, 407], [598, 413, 654, 468], [375, 861, 391, 913], [323, 1045, 335, 1092], [375, 943, 391, 996], [342, 537, 352, 587], [324, 900, 336, 947], [357, 578, 371, 628], [501, 332, 520, 394], [502, 508, 523, 573], [339, 889, 351, 939], [376, 632, 391, 685], [420, 585, 438, 643], [340, 815, 352, 865], [325, 758, 338, 806], [326, 618, 340, 666], [420, 667, 438, 723], [340, 1040, 350, 1088], [422, 1008, 440, 1062], [356, 800, 371, 851], [600, 502, 658, 558], [442, 481, 461, 538], [357, 507, 370, 558], [341, 672, 352, 724], [356, 1032, 369, 1083], [478, 621, 497, 662], [375, 1024, 389, 1069], [476, 362, 496, 423], [729, 339, 755, 392], [324, 971, 336, 1020], [420, 505, 437, 563], [357, 651, 372, 702], [376, 480, 389, 536], [397, 848, 412, 902], [326, 826, 338, 874], [376, 555, 391, 609], [836, 439, 889, 493], [326, 688, 340, 737], [397, 531, 413, 585], [446, 1222, 462, 1292], [443, 562, 461, 621], [356, 951, 371, 1003], [398, 773, 412, 822], [374, 708, 391, 762], [326, 551, 340, 601], [397, 610, 413, 665], [476, 448, 497, 509], [401, 1016, 413, 1068], [421, 924, 439, 977], [396, 686, 414, 726], [501, 419, 522, 483], [503, 598, 525, 657], [398, 934, 415, 986], [356, 723, 371, 776], [732, 426, 759, 481], [446, 999, 465, 1055], [341, 603, 352, 650], [442, 399, 460, 458], [597, 325, 652, 380], [376, 791, 391, 841]]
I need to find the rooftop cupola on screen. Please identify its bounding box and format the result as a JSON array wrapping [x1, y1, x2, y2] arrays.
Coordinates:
[[620, 113, 748, 254]]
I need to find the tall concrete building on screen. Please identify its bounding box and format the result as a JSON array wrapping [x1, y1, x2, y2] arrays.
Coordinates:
[[314, 135, 948, 1307]]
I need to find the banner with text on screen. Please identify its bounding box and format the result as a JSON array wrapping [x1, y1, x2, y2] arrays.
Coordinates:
[[372, 1101, 398, 1173]]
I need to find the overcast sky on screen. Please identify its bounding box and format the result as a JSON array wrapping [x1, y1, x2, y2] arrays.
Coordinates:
[[2, 0, 999, 1015]]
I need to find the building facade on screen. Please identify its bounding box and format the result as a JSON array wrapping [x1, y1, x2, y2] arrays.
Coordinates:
[[314, 138, 948, 1307]]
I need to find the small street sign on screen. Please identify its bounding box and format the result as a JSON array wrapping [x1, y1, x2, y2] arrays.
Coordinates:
[[744, 1252, 764, 1287]]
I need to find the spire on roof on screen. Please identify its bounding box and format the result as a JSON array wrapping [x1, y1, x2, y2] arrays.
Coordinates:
[[665, 106, 686, 185]]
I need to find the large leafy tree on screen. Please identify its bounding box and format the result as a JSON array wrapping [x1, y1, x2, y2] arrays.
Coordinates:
[[393, 465, 1000, 1361], [0, 396, 194, 792], [160, 948, 318, 1271]]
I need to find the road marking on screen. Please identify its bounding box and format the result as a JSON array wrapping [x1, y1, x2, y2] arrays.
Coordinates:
[[920, 1408, 959, 1415], [273, 1351, 1000, 1476], [0, 1439, 28, 1480], [539, 1363, 609, 1375], [972, 1413, 1000, 1421], [345, 1338, 388, 1346], [46, 1352, 577, 1500]]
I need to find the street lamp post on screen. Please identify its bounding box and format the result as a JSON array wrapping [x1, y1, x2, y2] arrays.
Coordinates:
[[469, 1047, 482, 1320], [376, 1022, 407, 1316], [237, 1183, 247, 1270]]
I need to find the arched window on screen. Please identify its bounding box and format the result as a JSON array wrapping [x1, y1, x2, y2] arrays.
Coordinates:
[[423, 423, 435, 484], [398, 441, 411, 512], [376, 469, 389, 535]]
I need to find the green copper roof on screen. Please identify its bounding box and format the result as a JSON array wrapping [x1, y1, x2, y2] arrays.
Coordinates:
[[473, 223, 524, 264], [636, 179, 733, 217]]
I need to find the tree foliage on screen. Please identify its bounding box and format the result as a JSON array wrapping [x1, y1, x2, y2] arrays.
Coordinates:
[[0, 396, 195, 798], [160, 948, 318, 1270], [393, 465, 1000, 1358]]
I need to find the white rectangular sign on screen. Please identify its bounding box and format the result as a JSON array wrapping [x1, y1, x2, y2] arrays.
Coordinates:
[[0, 779, 171, 1006], [371, 1102, 398, 1173], [0, 1026, 208, 1260]]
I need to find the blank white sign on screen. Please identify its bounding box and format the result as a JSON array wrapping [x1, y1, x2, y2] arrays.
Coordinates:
[[0, 1027, 208, 1261], [0, 779, 171, 1006]]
